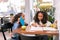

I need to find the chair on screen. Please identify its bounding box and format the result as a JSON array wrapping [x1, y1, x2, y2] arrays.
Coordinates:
[[20, 34, 39, 40], [1, 27, 7, 40], [1, 22, 13, 40]]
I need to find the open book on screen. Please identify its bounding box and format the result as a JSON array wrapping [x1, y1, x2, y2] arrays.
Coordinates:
[[30, 26, 57, 31], [43, 27, 57, 31], [30, 26, 43, 31]]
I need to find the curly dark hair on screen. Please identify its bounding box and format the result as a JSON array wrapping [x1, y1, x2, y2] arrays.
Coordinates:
[[13, 13, 23, 23], [34, 11, 48, 24]]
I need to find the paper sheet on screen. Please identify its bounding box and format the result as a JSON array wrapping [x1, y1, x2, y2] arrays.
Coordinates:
[[30, 26, 57, 31], [43, 27, 57, 31], [30, 27, 43, 31]]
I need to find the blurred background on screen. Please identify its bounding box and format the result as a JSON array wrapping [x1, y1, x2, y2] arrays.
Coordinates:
[[0, 0, 60, 40], [0, 0, 54, 23]]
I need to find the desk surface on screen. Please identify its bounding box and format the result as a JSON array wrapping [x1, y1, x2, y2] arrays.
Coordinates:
[[14, 28, 59, 35]]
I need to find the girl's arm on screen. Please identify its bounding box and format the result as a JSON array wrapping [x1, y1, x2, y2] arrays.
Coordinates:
[[46, 21, 51, 27], [39, 21, 51, 27], [39, 24, 46, 27], [30, 20, 39, 27]]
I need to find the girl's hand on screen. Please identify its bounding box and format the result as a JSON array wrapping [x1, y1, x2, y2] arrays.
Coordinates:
[[40, 24, 46, 27], [31, 23, 39, 27]]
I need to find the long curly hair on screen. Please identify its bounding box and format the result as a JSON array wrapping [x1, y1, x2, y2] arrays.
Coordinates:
[[34, 11, 48, 24], [13, 13, 23, 23]]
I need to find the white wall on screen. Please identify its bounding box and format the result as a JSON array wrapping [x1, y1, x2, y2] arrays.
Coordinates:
[[54, 0, 60, 40], [25, 0, 31, 24]]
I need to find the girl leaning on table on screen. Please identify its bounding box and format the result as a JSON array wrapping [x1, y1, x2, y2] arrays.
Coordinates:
[[20, 11, 52, 40], [30, 11, 51, 27], [11, 12, 26, 40], [30, 11, 52, 40]]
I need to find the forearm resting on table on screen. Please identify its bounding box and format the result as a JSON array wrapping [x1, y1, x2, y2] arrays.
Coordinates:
[[31, 23, 39, 27], [31, 23, 46, 27], [39, 24, 46, 27]]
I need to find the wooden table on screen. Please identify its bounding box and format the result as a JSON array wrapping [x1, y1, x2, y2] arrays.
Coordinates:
[[14, 28, 59, 35], [14, 28, 59, 40]]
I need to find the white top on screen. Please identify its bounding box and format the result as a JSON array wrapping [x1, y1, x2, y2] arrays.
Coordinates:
[[30, 20, 51, 27]]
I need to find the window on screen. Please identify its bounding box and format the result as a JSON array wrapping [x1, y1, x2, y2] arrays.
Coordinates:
[[0, 0, 25, 17]]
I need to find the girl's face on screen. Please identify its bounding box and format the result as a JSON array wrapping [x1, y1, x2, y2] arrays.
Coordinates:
[[38, 13, 43, 20]]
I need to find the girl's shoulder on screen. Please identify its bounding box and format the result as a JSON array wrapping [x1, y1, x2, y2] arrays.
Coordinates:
[[30, 20, 35, 25], [47, 21, 51, 24], [46, 21, 51, 27]]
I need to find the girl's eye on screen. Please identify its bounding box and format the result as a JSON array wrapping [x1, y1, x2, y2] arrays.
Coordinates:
[[39, 16, 43, 17]]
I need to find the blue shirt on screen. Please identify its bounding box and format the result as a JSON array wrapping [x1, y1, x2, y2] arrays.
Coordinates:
[[20, 17, 25, 26], [12, 22, 19, 30]]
